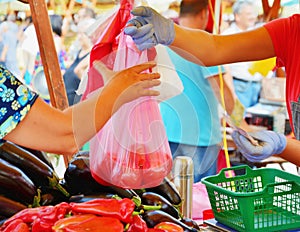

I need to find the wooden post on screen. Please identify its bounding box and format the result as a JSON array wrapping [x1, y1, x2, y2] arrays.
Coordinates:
[[20, 0, 71, 166]]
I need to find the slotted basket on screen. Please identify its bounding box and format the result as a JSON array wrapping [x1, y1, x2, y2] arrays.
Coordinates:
[[202, 165, 300, 232]]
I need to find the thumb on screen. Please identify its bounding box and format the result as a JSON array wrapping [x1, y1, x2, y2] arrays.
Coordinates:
[[93, 60, 115, 83], [231, 130, 252, 147]]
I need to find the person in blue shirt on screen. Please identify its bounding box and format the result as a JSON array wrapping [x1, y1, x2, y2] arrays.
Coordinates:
[[160, 0, 235, 182]]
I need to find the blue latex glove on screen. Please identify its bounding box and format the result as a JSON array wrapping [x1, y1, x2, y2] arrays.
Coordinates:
[[124, 6, 175, 50], [231, 130, 287, 162]]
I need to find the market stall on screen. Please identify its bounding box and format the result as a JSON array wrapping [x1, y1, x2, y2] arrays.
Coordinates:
[[1, 0, 300, 231]]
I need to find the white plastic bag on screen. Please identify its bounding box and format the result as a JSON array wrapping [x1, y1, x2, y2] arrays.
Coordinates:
[[154, 45, 184, 102]]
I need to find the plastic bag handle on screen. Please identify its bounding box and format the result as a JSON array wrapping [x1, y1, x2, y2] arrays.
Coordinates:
[[219, 165, 252, 179], [266, 180, 300, 195]]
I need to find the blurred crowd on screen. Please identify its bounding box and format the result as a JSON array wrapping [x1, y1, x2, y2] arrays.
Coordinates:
[[0, 7, 97, 105]]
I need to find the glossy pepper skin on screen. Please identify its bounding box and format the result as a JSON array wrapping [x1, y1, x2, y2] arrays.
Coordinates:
[[2, 207, 44, 227], [52, 214, 97, 231], [154, 222, 184, 232], [1, 219, 30, 232], [127, 215, 148, 232], [31, 202, 71, 232], [70, 198, 135, 223], [1, 202, 70, 231], [62, 216, 124, 232]]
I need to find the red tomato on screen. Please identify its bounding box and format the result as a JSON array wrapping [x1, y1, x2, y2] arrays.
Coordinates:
[[154, 222, 184, 232]]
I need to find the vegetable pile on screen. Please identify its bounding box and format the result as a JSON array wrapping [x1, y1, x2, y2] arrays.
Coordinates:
[[0, 144, 200, 232]]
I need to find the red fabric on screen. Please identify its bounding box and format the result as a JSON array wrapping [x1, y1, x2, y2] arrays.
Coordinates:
[[206, 0, 222, 33], [82, 0, 133, 100], [264, 14, 300, 133], [217, 149, 227, 173]]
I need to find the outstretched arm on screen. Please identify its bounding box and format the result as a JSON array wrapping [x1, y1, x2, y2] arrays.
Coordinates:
[[279, 138, 300, 166], [125, 6, 276, 67], [4, 62, 161, 156], [171, 24, 276, 66]]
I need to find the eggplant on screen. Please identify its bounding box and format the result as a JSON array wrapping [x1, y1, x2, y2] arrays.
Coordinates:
[[0, 195, 26, 218], [0, 158, 36, 204], [0, 142, 58, 188], [107, 186, 139, 199], [39, 188, 69, 206], [64, 153, 111, 195], [180, 217, 201, 230], [142, 210, 199, 232], [146, 177, 182, 205], [141, 192, 180, 219], [20, 145, 53, 169], [64, 152, 140, 199], [69, 192, 116, 203]]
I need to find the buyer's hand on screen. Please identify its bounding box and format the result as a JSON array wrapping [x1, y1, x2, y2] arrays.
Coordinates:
[[231, 130, 287, 162], [124, 6, 175, 51], [94, 61, 161, 107]]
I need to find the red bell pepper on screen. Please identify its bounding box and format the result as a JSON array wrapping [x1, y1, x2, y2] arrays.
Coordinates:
[[2, 207, 45, 228], [31, 217, 53, 232], [70, 198, 135, 223], [127, 215, 148, 232], [62, 216, 123, 232], [30, 202, 70, 232], [148, 229, 166, 232], [154, 222, 184, 232], [1, 219, 29, 232], [52, 214, 97, 231]]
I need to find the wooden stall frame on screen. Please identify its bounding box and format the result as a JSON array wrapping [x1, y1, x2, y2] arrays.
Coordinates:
[[19, 0, 71, 166]]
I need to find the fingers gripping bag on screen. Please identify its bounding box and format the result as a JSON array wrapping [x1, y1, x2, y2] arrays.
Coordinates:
[[84, 0, 173, 189]]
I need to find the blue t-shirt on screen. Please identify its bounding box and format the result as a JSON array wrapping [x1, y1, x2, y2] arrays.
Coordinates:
[[159, 49, 222, 146], [0, 65, 38, 142]]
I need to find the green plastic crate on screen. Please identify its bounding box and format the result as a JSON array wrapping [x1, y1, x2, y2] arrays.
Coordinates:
[[202, 165, 300, 232]]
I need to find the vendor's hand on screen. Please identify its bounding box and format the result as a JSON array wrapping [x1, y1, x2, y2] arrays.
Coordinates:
[[94, 61, 161, 106], [231, 130, 287, 162], [124, 6, 175, 51]]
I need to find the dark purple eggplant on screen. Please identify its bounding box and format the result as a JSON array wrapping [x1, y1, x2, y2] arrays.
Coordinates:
[[146, 177, 182, 205], [38, 188, 69, 206], [20, 145, 53, 169], [180, 217, 201, 230], [142, 210, 199, 232], [64, 152, 139, 199], [0, 142, 57, 187], [64, 153, 110, 195], [0, 195, 26, 218], [107, 186, 139, 199], [69, 193, 116, 203], [0, 158, 36, 204], [141, 192, 180, 219]]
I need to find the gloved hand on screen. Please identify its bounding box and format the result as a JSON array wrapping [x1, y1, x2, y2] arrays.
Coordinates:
[[124, 6, 175, 51], [231, 130, 287, 162]]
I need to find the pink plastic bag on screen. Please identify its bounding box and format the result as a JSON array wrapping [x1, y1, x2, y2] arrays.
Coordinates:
[[89, 31, 172, 189], [192, 182, 212, 220]]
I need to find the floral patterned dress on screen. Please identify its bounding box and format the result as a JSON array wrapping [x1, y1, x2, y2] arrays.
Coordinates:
[[0, 64, 38, 143]]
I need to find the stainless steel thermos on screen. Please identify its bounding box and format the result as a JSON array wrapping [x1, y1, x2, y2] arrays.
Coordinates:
[[173, 156, 194, 218]]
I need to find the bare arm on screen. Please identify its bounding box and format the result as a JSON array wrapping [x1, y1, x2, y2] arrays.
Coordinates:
[[278, 138, 300, 167], [171, 24, 276, 66], [4, 62, 161, 156]]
